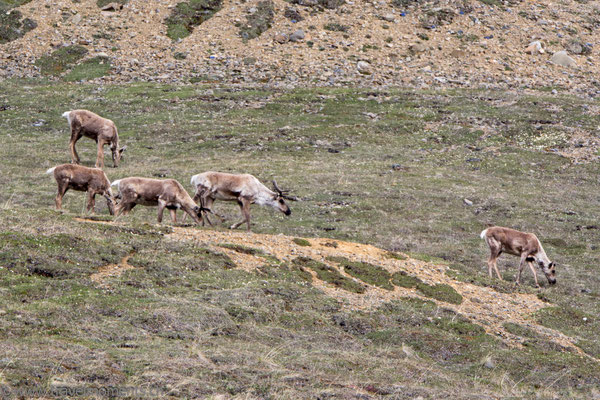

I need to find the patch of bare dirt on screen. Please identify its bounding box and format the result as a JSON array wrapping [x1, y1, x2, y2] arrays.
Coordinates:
[[90, 252, 136, 286]]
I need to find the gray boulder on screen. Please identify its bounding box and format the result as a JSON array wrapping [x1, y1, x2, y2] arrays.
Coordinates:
[[289, 30, 305, 42], [550, 51, 576, 67]]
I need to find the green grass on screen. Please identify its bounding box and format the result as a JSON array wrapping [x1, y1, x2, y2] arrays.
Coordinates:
[[63, 56, 111, 81], [416, 283, 463, 304], [219, 243, 265, 255], [292, 237, 311, 246], [386, 251, 407, 260], [34, 45, 88, 76], [165, 0, 223, 41], [1, 81, 600, 397], [327, 256, 394, 290], [391, 271, 422, 288], [293, 257, 365, 293]]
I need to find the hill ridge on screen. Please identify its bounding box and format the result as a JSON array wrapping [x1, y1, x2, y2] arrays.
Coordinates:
[[1, 0, 598, 94], [76, 217, 595, 361]]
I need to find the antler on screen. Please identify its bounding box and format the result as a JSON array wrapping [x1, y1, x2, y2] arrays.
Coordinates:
[[272, 180, 298, 201]]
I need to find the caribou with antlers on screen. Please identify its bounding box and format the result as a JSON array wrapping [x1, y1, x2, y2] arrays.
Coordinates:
[[186, 172, 297, 231]]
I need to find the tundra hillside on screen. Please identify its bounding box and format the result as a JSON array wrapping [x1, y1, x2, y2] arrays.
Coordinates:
[[1, 80, 600, 398], [0, 0, 599, 94]]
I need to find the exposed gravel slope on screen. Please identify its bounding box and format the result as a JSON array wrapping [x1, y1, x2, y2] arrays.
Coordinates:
[[1, 0, 598, 95]]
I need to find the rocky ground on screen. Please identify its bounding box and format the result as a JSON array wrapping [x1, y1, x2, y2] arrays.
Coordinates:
[[1, 0, 599, 95]]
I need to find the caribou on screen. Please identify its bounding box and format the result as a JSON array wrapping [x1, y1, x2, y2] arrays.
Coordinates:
[[46, 164, 115, 215], [62, 109, 126, 169], [111, 177, 207, 225], [186, 172, 297, 231], [480, 226, 556, 287]]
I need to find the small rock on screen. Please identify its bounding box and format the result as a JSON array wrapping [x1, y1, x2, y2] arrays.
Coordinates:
[[567, 41, 583, 55], [284, 7, 303, 22], [550, 51, 576, 67], [289, 30, 305, 42], [274, 33, 289, 44], [463, 198, 473, 206], [96, 52, 109, 58], [409, 43, 427, 53], [357, 61, 372, 75], [382, 13, 396, 22], [71, 13, 82, 24], [100, 2, 123, 11], [450, 49, 466, 58], [525, 40, 544, 54], [482, 356, 495, 369], [401, 343, 417, 358]]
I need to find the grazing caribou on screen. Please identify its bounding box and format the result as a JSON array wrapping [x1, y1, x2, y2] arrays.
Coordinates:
[[186, 172, 297, 231], [111, 177, 206, 225], [62, 110, 126, 169], [46, 164, 115, 215], [480, 226, 556, 287]]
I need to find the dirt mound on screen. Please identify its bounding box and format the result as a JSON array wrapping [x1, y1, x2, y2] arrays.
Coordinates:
[[168, 226, 591, 355], [1, 0, 598, 94]]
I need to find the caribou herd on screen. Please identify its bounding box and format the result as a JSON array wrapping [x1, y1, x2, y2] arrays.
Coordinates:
[[47, 110, 556, 288]]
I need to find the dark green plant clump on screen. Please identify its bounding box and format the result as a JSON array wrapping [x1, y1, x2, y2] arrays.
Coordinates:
[[239, 0, 274, 41], [219, 243, 265, 255], [323, 22, 349, 32], [64, 56, 111, 81], [293, 256, 365, 293], [416, 282, 463, 304], [288, 0, 344, 9], [292, 238, 311, 246], [165, 0, 223, 41], [96, 0, 128, 7], [0, 4, 36, 44], [391, 271, 422, 288], [35, 45, 88, 76], [327, 256, 394, 290]]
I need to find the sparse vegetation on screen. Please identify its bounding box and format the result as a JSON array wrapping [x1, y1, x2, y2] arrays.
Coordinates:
[[219, 243, 264, 255], [1, 82, 600, 397], [34, 45, 88, 76], [323, 22, 349, 32], [239, 0, 274, 41], [63, 56, 111, 81], [327, 256, 394, 290], [0, 1, 36, 44], [96, 0, 128, 8], [292, 237, 311, 246], [293, 256, 365, 293], [165, 0, 223, 41], [391, 271, 422, 288], [417, 282, 463, 304]]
